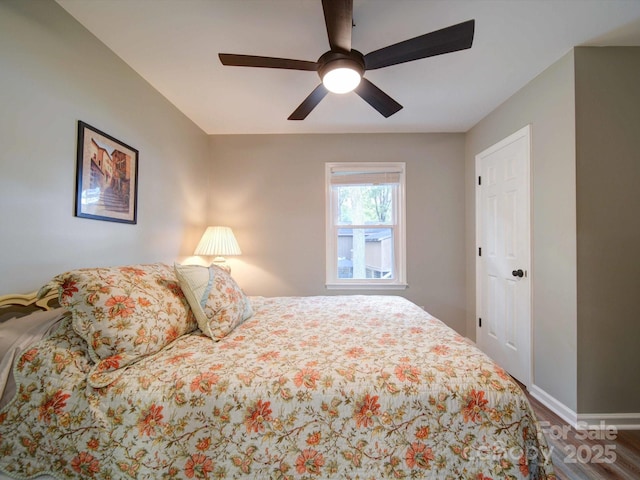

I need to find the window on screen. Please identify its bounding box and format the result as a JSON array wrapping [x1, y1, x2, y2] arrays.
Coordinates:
[[325, 162, 406, 289]]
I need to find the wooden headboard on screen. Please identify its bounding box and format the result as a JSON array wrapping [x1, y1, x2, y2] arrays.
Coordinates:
[[0, 291, 60, 323]]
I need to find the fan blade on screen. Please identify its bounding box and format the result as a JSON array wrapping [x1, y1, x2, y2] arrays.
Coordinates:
[[219, 53, 318, 71], [354, 78, 402, 118], [322, 0, 353, 52], [364, 19, 475, 70], [288, 84, 329, 120]]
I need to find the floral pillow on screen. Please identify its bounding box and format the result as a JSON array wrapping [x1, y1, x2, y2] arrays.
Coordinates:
[[174, 263, 252, 341], [40, 263, 197, 387]]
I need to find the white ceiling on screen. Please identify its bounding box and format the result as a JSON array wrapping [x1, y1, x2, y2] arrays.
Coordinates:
[[56, 0, 640, 135]]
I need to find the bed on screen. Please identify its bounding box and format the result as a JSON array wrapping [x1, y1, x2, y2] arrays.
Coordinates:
[[0, 263, 555, 479]]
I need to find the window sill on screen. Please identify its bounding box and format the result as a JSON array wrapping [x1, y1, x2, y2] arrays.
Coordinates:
[[325, 283, 408, 291]]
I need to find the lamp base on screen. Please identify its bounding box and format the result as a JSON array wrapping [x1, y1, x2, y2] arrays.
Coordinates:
[[211, 257, 231, 273]]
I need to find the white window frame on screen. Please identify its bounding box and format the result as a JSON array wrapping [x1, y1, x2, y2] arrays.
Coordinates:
[[325, 162, 407, 290]]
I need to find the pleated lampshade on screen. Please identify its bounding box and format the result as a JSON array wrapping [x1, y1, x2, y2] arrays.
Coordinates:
[[194, 226, 241, 258]]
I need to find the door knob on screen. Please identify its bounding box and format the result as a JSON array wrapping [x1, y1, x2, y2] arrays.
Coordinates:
[[512, 269, 524, 278]]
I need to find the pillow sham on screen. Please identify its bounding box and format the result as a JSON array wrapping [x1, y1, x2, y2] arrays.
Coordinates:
[[174, 263, 252, 341], [40, 263, 197, 387]]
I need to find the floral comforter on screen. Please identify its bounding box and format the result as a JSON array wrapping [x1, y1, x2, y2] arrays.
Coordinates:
[[0, 295, 554, 479]]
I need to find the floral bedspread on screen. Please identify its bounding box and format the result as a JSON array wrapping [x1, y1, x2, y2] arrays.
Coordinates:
[[0, 295, 555, 479]]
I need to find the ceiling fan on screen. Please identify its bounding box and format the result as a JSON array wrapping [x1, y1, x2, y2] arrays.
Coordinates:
[[219, 0, 475, 120]]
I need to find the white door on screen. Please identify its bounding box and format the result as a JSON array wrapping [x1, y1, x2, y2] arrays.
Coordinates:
[[476, 125, 531, 388]]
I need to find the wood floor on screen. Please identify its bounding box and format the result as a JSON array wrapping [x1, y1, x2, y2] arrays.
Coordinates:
[[524, 389, 640, 479]]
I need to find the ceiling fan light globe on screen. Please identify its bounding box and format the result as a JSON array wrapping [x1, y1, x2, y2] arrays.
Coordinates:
[[322, 67, 361, 94]]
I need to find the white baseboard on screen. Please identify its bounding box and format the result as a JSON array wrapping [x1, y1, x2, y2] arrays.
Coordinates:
[[530, 384, 578, 427], [530, 384, 640, 430], [577, 413, 640, 431]]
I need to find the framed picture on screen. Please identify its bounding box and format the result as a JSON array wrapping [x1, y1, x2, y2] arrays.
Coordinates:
[[75, 121, 138, 224]]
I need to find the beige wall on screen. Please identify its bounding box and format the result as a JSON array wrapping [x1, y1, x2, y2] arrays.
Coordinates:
[[466, 47, 640, 416], [465, 52, 578, 411], [574, 47, 640, 413], [209, 133, 468, 334], [0, 0, 209, 295]]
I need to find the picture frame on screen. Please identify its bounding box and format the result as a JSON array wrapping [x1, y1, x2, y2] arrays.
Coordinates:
[[75, 121, 138, 224]]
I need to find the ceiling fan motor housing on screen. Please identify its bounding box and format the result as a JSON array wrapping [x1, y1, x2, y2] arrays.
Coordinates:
[[317, 50, 365, 81]]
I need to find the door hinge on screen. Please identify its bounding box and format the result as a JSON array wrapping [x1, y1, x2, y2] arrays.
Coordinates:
[[478, 176, 481, 185], [478, 247, 482, 256], [479, 317, 482, 327]]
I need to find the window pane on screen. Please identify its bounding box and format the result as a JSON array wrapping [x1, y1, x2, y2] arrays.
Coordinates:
[[337, 228, 394, 279], [326, 162, 406, 288], [335, 185, 394, 225]]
